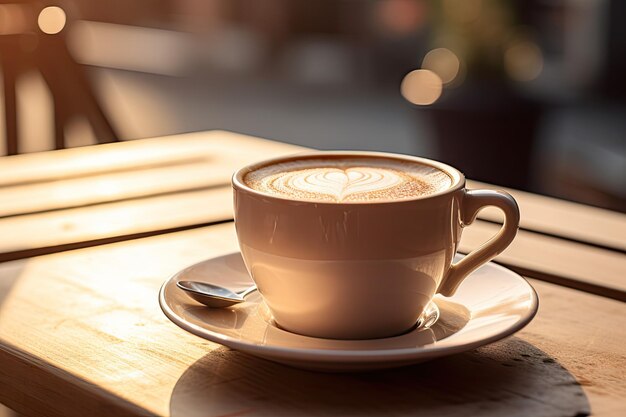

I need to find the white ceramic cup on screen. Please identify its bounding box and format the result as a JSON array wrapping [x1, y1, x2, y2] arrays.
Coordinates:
[[232, 151, 520, 339]]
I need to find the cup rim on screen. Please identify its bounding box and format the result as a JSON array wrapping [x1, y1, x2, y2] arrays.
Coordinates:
[[232, 150, 466, 205]]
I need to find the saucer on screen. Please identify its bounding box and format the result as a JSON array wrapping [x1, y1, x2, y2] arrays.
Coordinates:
[[159, 253, 538, 371]]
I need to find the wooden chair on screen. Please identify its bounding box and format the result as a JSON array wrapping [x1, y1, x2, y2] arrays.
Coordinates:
[[0, 1, 118, 155]]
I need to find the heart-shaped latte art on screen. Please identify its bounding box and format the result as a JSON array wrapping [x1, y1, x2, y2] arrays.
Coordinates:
[[275, 167, 403, 201], [245, 157, 453, 202]]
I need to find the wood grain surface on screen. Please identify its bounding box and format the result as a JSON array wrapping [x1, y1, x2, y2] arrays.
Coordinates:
[[0, 224, 623, 417], [2, 131, 622, 252], [1, 131, 625, 416], [1, 198, 623, 301], [459, 221, 626, 300], [467, 180, 626, 253], [0, 187, 233, 262], [0, 131, 305, 188], [1, 131, 623, 299], [0, 131, 305, 218]]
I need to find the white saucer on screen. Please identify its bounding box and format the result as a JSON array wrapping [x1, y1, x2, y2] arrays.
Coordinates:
[[159, 253, 538, 371]]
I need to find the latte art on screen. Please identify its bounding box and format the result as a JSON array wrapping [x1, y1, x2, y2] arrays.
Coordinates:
[[277, 167, 402, 201], [245, 157, 452, 202]]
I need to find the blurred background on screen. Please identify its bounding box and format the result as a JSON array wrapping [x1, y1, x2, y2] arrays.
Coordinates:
[[1, 0, 625, 211]]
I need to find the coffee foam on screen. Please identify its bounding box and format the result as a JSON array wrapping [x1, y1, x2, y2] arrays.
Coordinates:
[[244, 157, 453, 203]]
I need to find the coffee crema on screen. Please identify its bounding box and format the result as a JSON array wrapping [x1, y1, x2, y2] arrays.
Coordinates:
[[244, 157, 452, 202]]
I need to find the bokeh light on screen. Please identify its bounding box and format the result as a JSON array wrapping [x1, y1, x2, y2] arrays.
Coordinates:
[[422, 48, 461, 84], [504, 41, 543, 82], [400, 69, 443, 105], [38, 6, 66, 35]]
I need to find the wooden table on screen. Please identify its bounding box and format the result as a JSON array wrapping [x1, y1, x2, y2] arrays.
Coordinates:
[[0, 131, 624, 417]]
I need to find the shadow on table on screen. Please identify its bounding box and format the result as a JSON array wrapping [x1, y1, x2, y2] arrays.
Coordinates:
[[169, 337, 590, 417]]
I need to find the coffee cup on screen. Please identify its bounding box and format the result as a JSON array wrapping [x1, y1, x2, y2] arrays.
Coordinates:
[[232, 151, 519, 339]]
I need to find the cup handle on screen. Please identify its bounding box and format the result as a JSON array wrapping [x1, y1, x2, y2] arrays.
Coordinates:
[[438, 189, 520, 297]]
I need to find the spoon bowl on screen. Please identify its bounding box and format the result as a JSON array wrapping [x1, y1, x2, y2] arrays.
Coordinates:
[[177, 280, 257, 308]]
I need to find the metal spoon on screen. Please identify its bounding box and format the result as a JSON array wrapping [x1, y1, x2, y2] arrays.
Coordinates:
[[176, 280, 257, 308]]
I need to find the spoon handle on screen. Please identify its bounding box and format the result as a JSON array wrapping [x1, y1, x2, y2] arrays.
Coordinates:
[[238, 285, 258, 299]]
